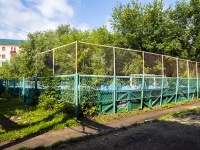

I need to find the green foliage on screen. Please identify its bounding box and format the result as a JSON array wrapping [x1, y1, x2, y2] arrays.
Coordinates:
[[0, 88, 12, 99], [38, 77, 62, 110], [111, 0, 200, 61], [0, 98, 80, 142]]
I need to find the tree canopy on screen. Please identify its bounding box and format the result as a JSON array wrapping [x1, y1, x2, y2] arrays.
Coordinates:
[[1, 0, 200, 78]]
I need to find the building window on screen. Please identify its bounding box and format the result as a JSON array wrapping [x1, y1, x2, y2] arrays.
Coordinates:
[[2, 47, 6, 51], [11, 47, 13, 50], [2, 54, 6, 59], [14, 47, 16, 51]]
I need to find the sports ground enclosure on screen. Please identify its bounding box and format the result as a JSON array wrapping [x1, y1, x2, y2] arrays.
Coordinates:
[[0, 41, 200, 114]]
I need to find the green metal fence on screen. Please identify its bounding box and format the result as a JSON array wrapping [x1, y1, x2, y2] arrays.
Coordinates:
[[0, 75, 198, 114], [0, 41, 200, 115]]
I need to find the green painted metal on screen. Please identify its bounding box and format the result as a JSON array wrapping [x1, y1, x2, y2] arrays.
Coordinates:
[[197, 78, 199, 99], [140, 76, 145, 109], [75, 73, 79, 115], [22, 77, 25, 103], [160, 77, 164, 105], [188, 78, 190, 100], [175, 77, 179, 103], [113, 75, 116, 113], [0, 75, 199, 115]]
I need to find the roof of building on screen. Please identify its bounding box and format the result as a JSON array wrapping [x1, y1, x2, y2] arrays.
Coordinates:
[[0, 39, 23, 45]]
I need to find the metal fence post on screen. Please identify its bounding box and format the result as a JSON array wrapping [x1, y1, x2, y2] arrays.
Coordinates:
[[141, 52, 145, 109], [196, 62, 199, 99], [187, 60, 190, 100], [75, 73, 79, 116], [113, 47, 116, 113], [175, 58, 179, 103], [22, 77, 25, 103], [160, 55, 164, 105], [75, 41, 79, 116]]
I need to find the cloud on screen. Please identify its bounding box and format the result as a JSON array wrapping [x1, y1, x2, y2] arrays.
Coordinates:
[[77, 23, 90, 31], [0, 0, 74, 39], [104, 15, 113, 32], [32, 0, 74, 19]]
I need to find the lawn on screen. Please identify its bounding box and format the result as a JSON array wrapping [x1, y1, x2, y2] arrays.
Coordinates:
[[0, 98, 80, 142]]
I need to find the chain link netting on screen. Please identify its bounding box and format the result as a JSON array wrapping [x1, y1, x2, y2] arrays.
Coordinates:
[[178, 59, 188, 78], [36, 41, 200, 78], [163, 56, 177, 77], [79, 75, 114, 104], [189, 61, 197, 78], [77, 43, 114, 75], [37, 50, 53, 77], [144, 53, 162, 75], [115, 48, 143, 76], [54, 43, 76, 75]]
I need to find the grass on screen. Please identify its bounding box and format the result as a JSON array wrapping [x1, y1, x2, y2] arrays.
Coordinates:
[[0, 98, 80, 142], [0, 96, 199, 142], [160, 106, 200, 120]]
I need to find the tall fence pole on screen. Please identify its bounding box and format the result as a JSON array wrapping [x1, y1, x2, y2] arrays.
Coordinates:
[[22, 77, 26, 103], [175, 58, 179, 103], [113, 47, 116, 113], [187, 60, 190, 99], [75, 41, 79, 116], [160, 55, 164, 105], [141, 51, 145, 109], [196, 62, 199, 99]]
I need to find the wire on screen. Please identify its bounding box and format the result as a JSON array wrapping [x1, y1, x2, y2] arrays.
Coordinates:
[[0, 21, 29, 33]]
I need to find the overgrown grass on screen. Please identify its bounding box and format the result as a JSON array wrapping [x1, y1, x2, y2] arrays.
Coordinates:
[[0, 97, 199, 142], [0, 98, 80, 142], [160, 106, 200, 120], [93, 100, 196, 124]]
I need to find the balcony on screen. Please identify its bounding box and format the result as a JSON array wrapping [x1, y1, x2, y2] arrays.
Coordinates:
[[10, 50, 16, 54]]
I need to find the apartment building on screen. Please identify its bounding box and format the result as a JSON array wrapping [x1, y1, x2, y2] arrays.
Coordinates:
[[0, 39, 22, 66]]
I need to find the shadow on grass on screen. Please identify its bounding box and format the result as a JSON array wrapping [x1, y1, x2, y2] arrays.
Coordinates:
[[0, 114, 19, 131], [0, 100, 114, 150]]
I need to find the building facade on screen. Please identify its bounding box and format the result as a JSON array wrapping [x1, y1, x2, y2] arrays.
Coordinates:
[[0, 39, 22, 66]]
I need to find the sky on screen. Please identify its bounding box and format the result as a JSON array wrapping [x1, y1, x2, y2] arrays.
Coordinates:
[[0, 0, 178, 40]]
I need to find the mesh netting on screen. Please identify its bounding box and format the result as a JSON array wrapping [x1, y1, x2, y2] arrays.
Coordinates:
[[115, 48, 143, 76], [54, 43, 76, 75], [77, 42, 114, 75], [163, 56, 177, 77], [37, 50, 53, 77], [178, 59, 188, 78], [144, 53, 162, 75], [36, 41, 200, 78], [189, 61, 197, 78]]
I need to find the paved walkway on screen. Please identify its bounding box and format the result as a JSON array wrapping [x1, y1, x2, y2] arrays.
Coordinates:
[[1, 101, 200, 150]]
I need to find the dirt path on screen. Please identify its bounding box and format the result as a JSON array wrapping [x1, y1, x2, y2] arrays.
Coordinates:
[[1, 100, 200, 150]]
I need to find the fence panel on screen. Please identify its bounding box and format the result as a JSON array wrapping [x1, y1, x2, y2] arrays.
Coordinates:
[[37, 50, 53, 77], [144, 53, 162, 75], [54, 43, 76, 75], [115, 48, 143, 76], [163, 56, 177, 77], [178, 59, 188, 78], [78, 42, 114, 75]]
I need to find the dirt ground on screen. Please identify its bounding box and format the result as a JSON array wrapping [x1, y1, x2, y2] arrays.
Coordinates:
[[57, 113, 200, 150]]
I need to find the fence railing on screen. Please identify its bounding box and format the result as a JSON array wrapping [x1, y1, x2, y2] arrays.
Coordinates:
[[0, 75, 199, 114]]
